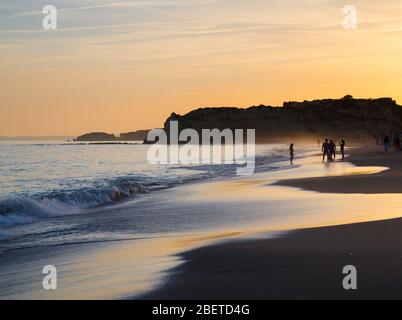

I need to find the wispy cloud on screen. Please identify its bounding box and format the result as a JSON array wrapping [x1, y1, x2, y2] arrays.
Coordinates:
[[8, 0, 222, 18]]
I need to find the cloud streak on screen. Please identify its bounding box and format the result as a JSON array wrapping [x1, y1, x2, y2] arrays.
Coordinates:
[[7, 0, 222, 18]]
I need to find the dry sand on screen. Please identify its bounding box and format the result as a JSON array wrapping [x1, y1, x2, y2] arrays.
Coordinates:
[[142, 147, 402, 299]]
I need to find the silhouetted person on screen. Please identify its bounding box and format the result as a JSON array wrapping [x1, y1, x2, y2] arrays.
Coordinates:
[[384, 135, 390, 153], [289, 143, 294, 165], [339, 139, 346, 160], [330, 140, 336, 161], [322, 139, 330, 162]]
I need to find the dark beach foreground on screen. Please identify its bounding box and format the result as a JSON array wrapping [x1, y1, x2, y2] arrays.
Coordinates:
[[142, 147, 402, 299]]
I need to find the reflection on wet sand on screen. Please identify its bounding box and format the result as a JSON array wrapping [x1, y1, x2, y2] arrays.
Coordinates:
[[4, 151, 402, 299]]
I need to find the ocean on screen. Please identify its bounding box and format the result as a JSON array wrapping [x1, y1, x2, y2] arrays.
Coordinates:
[[2, 141, 401, 299], [0, 141, 291, 250]]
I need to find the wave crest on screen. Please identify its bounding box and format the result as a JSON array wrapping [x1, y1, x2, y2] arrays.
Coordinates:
[[0, 180, 149, 226]]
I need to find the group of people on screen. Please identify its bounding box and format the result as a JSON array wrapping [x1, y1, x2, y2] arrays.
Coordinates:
[[289, 133, 402, 165], [321, 139, 346, 163], [288, 139, 346, 165], [383, 134, 401, 153]]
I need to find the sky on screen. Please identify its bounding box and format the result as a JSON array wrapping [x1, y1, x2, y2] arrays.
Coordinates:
[[1, 0, 402, 136]]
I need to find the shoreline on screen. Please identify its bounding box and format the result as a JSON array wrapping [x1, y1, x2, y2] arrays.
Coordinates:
[[2, 145, 402, 299], [141, 216, 402, 299], [141, 146, 402, 299], [274, 147, 402, 194]]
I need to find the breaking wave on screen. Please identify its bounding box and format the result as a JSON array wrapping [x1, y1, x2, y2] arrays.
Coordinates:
[[0, 179, 150, 226], [0, 149, 291, 227]]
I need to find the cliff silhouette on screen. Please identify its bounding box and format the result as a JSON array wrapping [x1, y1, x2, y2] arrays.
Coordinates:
[[75, 130, 149, 142], [160, 96, 402, 143]]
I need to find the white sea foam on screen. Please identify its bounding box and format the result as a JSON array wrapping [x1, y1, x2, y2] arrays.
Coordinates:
[[0, 143, 293, 227]]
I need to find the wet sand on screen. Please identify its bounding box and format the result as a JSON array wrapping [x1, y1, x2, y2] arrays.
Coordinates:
[[275, 148, 402, 194], [3, 146, 402, 299], [142, 147, 402, 299]]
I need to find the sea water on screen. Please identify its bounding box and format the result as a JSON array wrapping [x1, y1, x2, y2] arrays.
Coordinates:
[[0, 141, 292, 247]]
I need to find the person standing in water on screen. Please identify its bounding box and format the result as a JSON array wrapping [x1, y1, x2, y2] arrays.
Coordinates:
[[384, 135, 390, 153], [289, 143, 294, 165], [321, 139, 330, 162], [330, 140, 337, 161], [339, 139, 346, 160]]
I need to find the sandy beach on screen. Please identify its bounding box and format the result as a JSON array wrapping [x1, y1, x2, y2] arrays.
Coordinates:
[[275, 147, 402, 194], [2, 145, 402, 300], [142, 147, 402, 299], [4, 0, 402, 304]]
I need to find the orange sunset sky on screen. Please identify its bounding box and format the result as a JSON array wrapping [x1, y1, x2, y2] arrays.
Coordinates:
[[1, 0, 402, 136]]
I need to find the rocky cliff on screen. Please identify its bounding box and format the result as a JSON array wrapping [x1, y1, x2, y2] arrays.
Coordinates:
[[74, 132, 117, 141], [160, 96, 402, 143], [75, 130, 149, 142]]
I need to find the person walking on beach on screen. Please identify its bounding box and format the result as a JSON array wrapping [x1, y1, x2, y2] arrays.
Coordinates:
[[289, 143, 294, 165], [322, 139, 330, 162], [384, 135, 390, 153], [329, 140, 337, 161], [339, 139, 346, 160]]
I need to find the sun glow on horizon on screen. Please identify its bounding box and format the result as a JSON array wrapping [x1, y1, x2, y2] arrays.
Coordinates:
[[1, 0, 402, 136]]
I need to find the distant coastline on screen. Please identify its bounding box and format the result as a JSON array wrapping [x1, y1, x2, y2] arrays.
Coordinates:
[[74, 130, 150, 142], [153, 95, 402, 144], [5, 96, 402, 144]]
